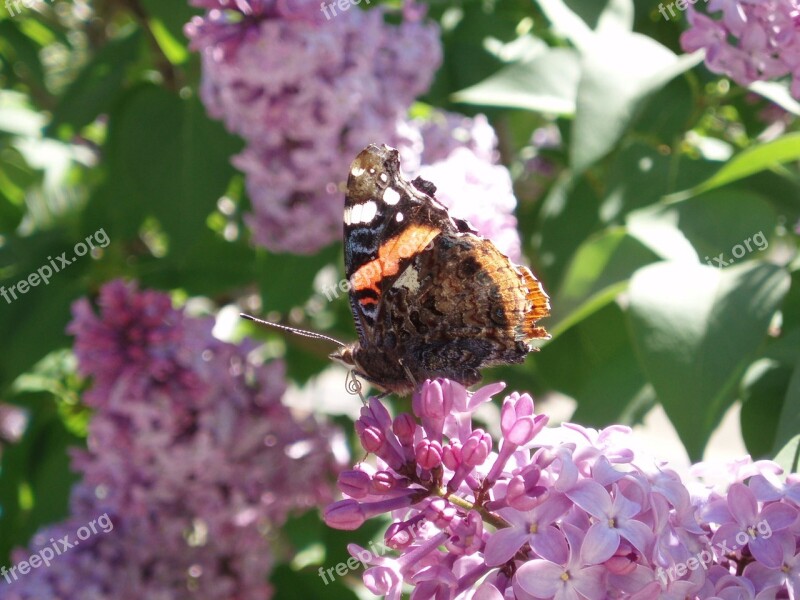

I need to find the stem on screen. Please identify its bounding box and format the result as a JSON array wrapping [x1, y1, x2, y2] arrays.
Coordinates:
[[436, 488, 510, 530]]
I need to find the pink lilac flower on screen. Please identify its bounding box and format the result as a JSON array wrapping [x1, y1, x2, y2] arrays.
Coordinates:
[[742, 530, 800, 595], [67, 279, 202, 406], [5, 280, 339, 599], [514, 523, 607, 600], [185, 0, 441, 253], [0, 403, 27, 446], [187, 1, 525, 259], [709, 482, 797, 567], [401, 113, 524, 262], [325, 378, 800, 599], [681, 0, 800, 99]]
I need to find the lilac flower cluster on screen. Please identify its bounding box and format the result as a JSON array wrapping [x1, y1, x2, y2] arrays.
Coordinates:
[[5, 280, 339, 599], [185, 0, 442, 253], [399, 112, 523, 262], [324, 379, 800, 599], [681, 0, 800, 99]]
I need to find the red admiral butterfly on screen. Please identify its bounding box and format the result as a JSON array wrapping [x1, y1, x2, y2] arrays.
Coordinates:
[[243, 144, 550, 396]]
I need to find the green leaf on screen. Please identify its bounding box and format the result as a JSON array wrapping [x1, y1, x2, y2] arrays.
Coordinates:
[[667, 132, 800, 201], [549, 228, 659, 337], [773, 434, 800, 474], [535, 0, 595, 51], [627, 261, 791, 460], [774, 357, 800, 456], [667, 190, 776, 265], [139, 0, 200, 65], [138, 231, 255, 297], [633, 75, 695, 144], [270, 564, 359, 600], [740, 359, 793, 458], [0, 392, 80, 565], [0, 90, 45, 137], [626, 189, 777, 265], [626, 204, 698, 262], [106, 84, 243, 261], [601, 144, 674, 222], [0, 272, 82, 393], [748, 81, 800, 117], [538, 302, 654, 427], [452, 48, 581, 115], [256, 245, 340, 315], [535, 172, 602, 289], [571, 42, 700, 171], [46, 28, 143, 135], [596, 0, 634, 34], [0, 20, 46, 89]]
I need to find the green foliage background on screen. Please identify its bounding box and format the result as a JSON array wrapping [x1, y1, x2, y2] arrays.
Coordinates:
[[1, 0, 799, 595]]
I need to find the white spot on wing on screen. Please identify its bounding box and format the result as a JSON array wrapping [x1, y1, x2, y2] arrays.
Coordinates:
[[361, 303, 378, 320], [360, 200, 378, 223], [345, 200, 378, 225], [383, 188, 401, 205], [393, 266, 421, 294], [351, 166, 365, 177], [379, 173, 389, 183], [396, 212, 404, 222]]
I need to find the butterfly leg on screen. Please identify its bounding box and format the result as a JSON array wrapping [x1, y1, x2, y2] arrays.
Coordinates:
[[345, 369, 367, 405], [398, 358, 418, 391]]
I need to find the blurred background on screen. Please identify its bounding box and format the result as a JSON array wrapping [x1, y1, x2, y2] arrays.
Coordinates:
[[0, 0, 798, 597]]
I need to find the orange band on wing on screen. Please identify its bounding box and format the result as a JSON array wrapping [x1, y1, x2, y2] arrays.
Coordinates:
[[351, 225, 440, 296]]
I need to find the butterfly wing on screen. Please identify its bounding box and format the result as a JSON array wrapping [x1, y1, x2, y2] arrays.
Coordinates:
[[343, 144, 460, 345], [373, 229, 550, 387]]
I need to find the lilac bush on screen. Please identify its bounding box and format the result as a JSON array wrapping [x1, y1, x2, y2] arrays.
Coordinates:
[[185, 1, 526, 260], [324, 379, 800, 599], [681, 0, 800, 99], [5, 281, 339, 599], [185, 0, 441, 253]]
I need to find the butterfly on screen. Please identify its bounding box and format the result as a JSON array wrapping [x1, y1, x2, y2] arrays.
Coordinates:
[[243, 144, 549, 396]]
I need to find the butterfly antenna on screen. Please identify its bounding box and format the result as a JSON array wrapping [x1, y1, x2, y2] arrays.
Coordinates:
[[239, 313, 347, 347]]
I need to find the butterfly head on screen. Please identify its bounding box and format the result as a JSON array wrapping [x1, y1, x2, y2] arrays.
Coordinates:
[[329, 342, 359, 370]]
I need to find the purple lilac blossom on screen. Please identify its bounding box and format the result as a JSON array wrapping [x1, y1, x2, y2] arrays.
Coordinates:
[[185, 0, 442, 253], [186, 4, 525, 261], [5, 280, 339, 599], [400, 112, 524, 262], [324, 378, 800, 599], [681, 0, 800, 100]]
